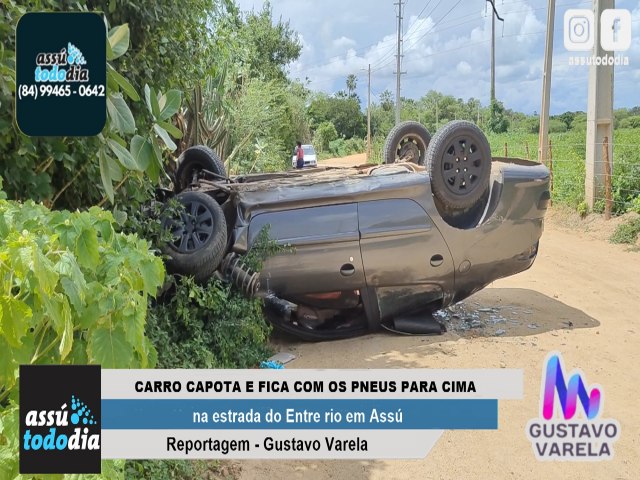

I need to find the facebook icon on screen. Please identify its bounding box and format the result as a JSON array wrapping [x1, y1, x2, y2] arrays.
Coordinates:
[[612, 17, 620, 43], [601, 9, 631, 51]]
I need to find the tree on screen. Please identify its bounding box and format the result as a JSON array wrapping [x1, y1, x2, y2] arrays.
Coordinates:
[[370, 103, 394, 137], [619, 116, 640, 129], [237, 1, 302, 82], [346, 74, 357, 99], [380, 89, 394, 112], [549, 119, 568, 133], [308, 94, 366, 139], [488, 99, 509, 133], [226, 78, 311, 174], [0, 0, 230, 209], [313, 121, 338, 152]]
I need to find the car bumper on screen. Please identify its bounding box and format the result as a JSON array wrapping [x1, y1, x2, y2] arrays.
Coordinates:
[[292, 160, 318, 168]]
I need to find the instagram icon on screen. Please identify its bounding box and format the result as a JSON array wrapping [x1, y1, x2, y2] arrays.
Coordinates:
[[564, 9, 595, 51]]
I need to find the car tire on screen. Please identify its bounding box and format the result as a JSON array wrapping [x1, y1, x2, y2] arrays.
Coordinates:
[[161, 191, 227, 282], [175, 145, 226, 192], [426, 120, 492, 210], [383, 121, 431, 165]]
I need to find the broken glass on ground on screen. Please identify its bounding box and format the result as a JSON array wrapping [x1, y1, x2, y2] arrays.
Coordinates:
[[434, 301, 537, 337]]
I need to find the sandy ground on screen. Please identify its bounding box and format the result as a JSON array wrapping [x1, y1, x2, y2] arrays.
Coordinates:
[[236, 154, 640, 480], [319, 153, 371, 167]]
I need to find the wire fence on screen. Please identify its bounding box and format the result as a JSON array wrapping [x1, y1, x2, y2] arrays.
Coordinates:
[[492, 138, 640, 217], [367, 133, 640, 217]]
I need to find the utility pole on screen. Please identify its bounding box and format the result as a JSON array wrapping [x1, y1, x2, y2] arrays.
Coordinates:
[[538, 0, 555, 164], [585, 0, 614, 208], [367, 64, 372, 162], [486, 1, 504, 104], [491, 13, 495, 102], [394, 0, 405, 124]]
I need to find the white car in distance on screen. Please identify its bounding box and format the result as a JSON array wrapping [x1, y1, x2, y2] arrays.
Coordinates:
[[291, 144, 318, 168]]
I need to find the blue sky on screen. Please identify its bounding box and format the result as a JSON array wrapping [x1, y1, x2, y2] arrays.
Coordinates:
[[236, 0, 640, 114]]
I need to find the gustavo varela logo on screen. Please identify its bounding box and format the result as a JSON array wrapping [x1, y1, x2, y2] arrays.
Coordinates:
[[526, 352, 620, 461]]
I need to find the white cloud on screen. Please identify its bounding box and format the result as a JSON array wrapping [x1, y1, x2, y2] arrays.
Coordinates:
[[240, 0, 640, 113], [332, 36, 356, 50], [456, 61, 472, 75]]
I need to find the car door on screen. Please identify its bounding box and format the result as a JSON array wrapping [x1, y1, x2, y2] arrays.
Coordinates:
[[248, 203, 365, 296], [358, 199, 454, 319]]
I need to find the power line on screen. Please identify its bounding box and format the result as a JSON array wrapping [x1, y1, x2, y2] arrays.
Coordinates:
[[403, 0, 438, 38], [288, 0, 591, 76], [402, 0, 464, 52], [399, 29, 552, 78], [289, 0, 608, 92], [376, 0, 463, 72], [371, 0, 443, 71]]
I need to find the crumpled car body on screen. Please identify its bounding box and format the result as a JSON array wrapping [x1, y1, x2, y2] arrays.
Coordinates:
[[209, 159, 550, 339]]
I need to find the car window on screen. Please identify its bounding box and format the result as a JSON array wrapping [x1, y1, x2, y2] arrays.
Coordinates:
[[359, 199, 432, 234], [303, 146, 315, 155], [249, 203, 358, 245]]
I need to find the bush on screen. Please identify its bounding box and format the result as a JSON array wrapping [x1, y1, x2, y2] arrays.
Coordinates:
[[314, 121, 338, 152], [327, 137, 365, 158], [147, 276, 272, 369], [345, 137, 365, 154], [619, 116, 640, 129], [577, 201, 589, 218], [146, 226, 277, 369], [488, 99, 509, 133], [0, 199, 165, 479], [125, 231, 277, 479], [610, 217, 640, 244], [548, 119, 568, 133]]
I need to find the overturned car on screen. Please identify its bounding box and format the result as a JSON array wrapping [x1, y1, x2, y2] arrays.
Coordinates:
[[160, 121, 550, 340]]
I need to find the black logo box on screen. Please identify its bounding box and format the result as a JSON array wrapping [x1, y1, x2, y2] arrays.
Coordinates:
[[19, 365, 101, 474], [15, 12, 106, 136]]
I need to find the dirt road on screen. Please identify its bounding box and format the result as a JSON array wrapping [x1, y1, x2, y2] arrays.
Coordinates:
[[238, 156, 640, 480], [320, 152, 368, 167]]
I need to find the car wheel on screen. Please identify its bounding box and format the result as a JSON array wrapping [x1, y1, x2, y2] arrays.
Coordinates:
[[383, 121, 431, 165], [161, 191, 227, 282], [426, 120, 492, 211], [175, 145, 226, 191]]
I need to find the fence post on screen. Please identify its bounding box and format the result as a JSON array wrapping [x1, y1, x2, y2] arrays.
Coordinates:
[[525, 142, 530, 160], [548, 138, 553, 207], [504, 142, 508, 157], [603, 136, 612, 220]]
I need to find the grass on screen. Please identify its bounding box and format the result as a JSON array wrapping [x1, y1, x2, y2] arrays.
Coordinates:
[[486, 128, 640, 214], [610, 217, 640, 244], [366, 126, 640, 215]]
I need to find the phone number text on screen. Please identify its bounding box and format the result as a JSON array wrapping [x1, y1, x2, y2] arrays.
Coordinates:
[[18, 84, 105, 100]]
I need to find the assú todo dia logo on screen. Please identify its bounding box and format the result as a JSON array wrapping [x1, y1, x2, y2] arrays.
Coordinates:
[[20, 365, 101, 474], [23, 394, 99, 451], [34, 42, 90, 82]]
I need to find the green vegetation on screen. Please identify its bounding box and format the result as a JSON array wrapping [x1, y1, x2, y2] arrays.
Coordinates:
[[326, 137, 366, 159], [2, 0, 640, 477], [0, 200, 165, 479], [610, 217, 640, 244], [483, 127, 640, 215], [314, 121, 339, 153], [146, 276, 271, 369], [0, 1, 300, 478], [365, 93, 640, 216]]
